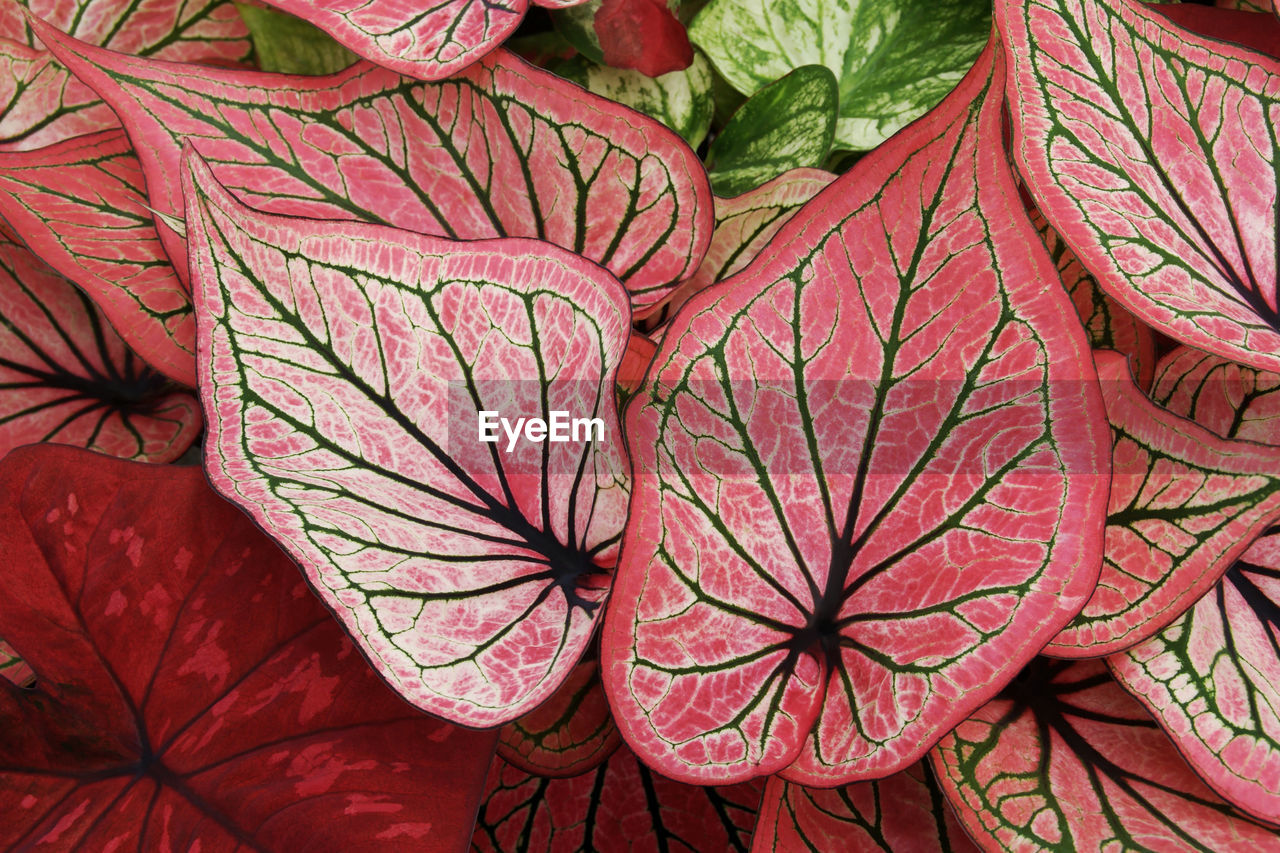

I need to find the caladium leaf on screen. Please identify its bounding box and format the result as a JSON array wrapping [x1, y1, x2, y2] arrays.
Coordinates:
[[688, 0, 990, 151], [2, 0, 251, 150], [1150, 346, 1280, 446], [0, 240, 199, 462], [184, 154, 632, 727], [0, 129, 193, 384], [997, 0, 1280, 373], [617, 332, 658, 400], [472, 748, 764, 852], [1031, 207, 1157, 391], [0, 443, 499, 851], [706, 65, 838, 198], [496, 656, 622, 778], [601, 46, 1110, 787], [32, 21, 712, 312], [554, 51, 713, 148], [0, 639, 33, 687], [931, 658, 1279, 850], [1216, 0, 1275, 14], [1047, 351, 1280, 656], [1157, 3, 1280, 58], [752, 762, 979, 852], [639, 168, 835, 328], [235, 2, 357, 75]]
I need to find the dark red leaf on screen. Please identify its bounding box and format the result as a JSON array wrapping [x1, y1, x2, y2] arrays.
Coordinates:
[[1156, 3, 1280, 59], [595, 0, 693, 77], [0, 444, 498, 851]]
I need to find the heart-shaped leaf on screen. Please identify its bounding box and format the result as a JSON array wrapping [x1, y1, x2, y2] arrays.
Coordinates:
[[0, 129, 192, 384], [0, 240, 199, 462], [706, 65, 838, 198], [689, 0, 991, 151], [752, 762, 978, 852], [184, 153, 632, 727], [472, 747, 764, 852], [32, 20, 712, 311], [997, 0, 1280, 372], [931, 658, 1279, 850], [1046, 351, 1280, 656], [601, 46, 1110, 787], [0, 443, 498, 851]]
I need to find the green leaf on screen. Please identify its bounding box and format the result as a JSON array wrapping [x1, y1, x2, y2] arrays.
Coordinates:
[[706, 65, 837, 197], [551, 0, 605, 64], [689, 0, 989, 151], [556, 51, 714, 148], [235, 2, 356, 75]]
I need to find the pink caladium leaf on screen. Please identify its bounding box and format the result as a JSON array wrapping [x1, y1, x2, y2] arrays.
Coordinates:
[[1150, 346, 1280, 446], [31, 20, 712, 312], [0, 129, 192, 384], [0, 239, 199, 462], [997, 0, 1280, 373], [931, 658, 1280, 850], [1030, 207, 1157, 391], [1047, 351, 1280, 655], [1158, 3, 1280, 58], [0, 444, 498, 851], [472, 747, 764, 852], [0, 639, 33, 687], [751, 762, 979, 852], [184, 153, 632, 727], [0, 0, 250, 150], [601, 45, 1110, 788], [250, 0, 527, 80], [640, 167, 836, 327], [496, 655, 622, 778]]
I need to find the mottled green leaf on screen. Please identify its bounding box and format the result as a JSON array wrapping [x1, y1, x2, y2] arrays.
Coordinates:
[[706, 65, 837, 197], [689, 0, 989, 150], [235, 3, 356, 75]]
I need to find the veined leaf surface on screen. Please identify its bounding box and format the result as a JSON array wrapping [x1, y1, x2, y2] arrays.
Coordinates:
[[601, 47, 1110, 787], [0, 444, 498, 851], [0, 639, 33, 687], [931, 658, 1279, 850], [496, 656, 622, 778], [0, 129, 192, 384], [1047, 351, 1280, 655], [0, 240, 199, 462], [247, 0, 525, 80], [33, 21, 711, 311], [0, 37, 117, 151], [472, 748, 763, 852], [997, 0, 1280, 372], [1151, 347, 1280, 446], [688, 0, 990, 150], [1031, 207, 1157, 390], [751, 762, 978, 852], [184, 155, 632, 727]]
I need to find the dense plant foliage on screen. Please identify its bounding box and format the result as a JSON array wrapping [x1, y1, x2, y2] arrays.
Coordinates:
[[0, 0, 1278, 849]]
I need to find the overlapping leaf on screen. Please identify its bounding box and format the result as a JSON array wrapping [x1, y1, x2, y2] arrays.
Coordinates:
[[0, 129, 193, 384], [689, 0, 990, 150], [236, 3, 358, 75], [1047, 352, 1280, 655], [997, 0, 1280, 372], [33, 20, 712, 310], [184, 155, 632, 727], [472, 747, 763, 852], [0, 239, 199, 462], [0, 639, 33, 687], [497, 656, 621, 778], [2, 0, 250, 150], [1031, 207, 1157, 390], [1158, 3, 1280, 58], [931, 658, 1280, 850], [752, 762, 978, 852], [1150, 347, 1280, 446], [593, 0, 694, 77], [601, 47, 1110, 787], [0, 444, 498, 851]]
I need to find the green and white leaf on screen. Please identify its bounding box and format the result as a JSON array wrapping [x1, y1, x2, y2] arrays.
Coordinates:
[[235, 3, 356, 75], [706, 64, 837, 197], [689, 0, 989, 150], [550, 0, 605, 64], [556, 51, 714, 148]]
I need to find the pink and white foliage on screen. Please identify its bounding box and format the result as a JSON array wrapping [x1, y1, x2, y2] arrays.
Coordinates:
[[0, 239, 199, 462], [0, 129, 192, 384], [998, 0, 1280, 373], [0, 638, 33, 687], [1151, 347, 1280, 446], [184, 154, 633, 727], [1047, 351, 1280, 655], [601, 46, 1110, 788], [0, 0, 250, 150], [31, 18, 713, 311]]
